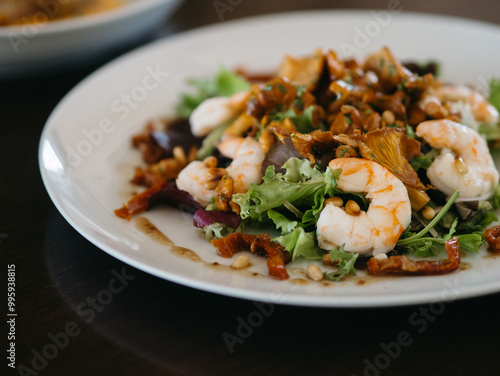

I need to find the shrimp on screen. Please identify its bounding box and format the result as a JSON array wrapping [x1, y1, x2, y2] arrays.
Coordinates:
[[189, 96, 241, 137], [176, 137, 264, 206], [175, 161, 220, 207], [317, 158, 411, 256], [431, 85, 499, 127], [415, 119, 499, 201], [218, 137, 265, 193]]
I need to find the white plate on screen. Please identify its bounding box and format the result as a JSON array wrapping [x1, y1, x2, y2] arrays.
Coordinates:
[[39, 10, 500, 307], [0, 0, 182, 78]]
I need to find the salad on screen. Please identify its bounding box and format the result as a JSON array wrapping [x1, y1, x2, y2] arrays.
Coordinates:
[[115, 46, 500, 282]]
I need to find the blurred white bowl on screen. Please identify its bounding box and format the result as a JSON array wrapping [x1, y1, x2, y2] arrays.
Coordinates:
[[0, 0, 182, 79]]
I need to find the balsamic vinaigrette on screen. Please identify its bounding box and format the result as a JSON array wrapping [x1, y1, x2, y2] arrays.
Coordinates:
[[134, 216, 398, 286], [135, 217, 264, 278]]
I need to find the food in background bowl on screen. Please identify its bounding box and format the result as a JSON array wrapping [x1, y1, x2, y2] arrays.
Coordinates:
[[0, 0, 123, 26]]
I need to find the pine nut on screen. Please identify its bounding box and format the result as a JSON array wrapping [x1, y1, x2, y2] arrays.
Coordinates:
[[306, 264, 324, 281], [382, 110, 395, 124], [173, 146, 186, 165], [232, 255, 250, 269], [345, 200, 361, 215], [204, 180, 218, 190], [324, 196, 343, 208], [203, 156, 218, 168], [421, 206, 436, 220]]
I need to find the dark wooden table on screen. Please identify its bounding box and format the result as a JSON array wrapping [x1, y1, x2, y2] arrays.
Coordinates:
[[3, 1, 500, 375]]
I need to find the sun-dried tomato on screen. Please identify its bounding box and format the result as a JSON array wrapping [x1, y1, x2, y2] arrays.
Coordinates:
[[367, 237, 461, 275], [211, 233, 290, 280], [484, 226, 500, 252], [115, 182, 202, 220]]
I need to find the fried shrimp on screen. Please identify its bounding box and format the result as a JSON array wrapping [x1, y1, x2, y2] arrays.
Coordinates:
[[416, 119, 499, 201], [317, 158, 412, 256], [218, 137, 265, 193]]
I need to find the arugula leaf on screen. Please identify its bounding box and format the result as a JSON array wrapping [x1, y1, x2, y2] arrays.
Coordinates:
[[410, 149, 439, 171], [397, 191, 460, 256], [456, 207, 498, 233], [323, 245, 359, 281], [397, 191, 487, 256], [268, 210, 299, 234], [273, 227, 321, 261], [410, 156, 433, 171], [176, 67, 250, 117], [398, 190, 460, 247]]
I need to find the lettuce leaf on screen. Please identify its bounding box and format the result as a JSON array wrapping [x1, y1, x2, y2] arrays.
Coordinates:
[[397, 192, 486, 257], [268, 210, 299, 234], [478, 78, 500, 139], [281, 157, 323, 182], [490, 183, 500, 209], [323, 245, 359, 281], [456, 207, 498, 233], [232, 158, 341, 222], [202, 222, 235, 241], [489, 77, 500, 112], [177, 67, 251, 117], [269, 106, 318, 133], [273, 227, 321, 261], [196, 122, 231, 160]]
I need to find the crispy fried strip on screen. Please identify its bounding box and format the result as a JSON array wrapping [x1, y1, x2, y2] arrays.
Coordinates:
[[484, 226, 500, 252], [214, 175, 234, 212], [211, 233, 291, 280], [115, 182, 202, 220], [367, 237, 461, 275], [291, 131, 340, 163]]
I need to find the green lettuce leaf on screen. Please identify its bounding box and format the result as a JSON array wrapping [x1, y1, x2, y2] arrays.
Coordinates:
[[456, 207, 498, 233], [489, 77, 500, 112], [281, 157, 323, 182], [478, 123, 500, 141], [273, 227, 321, 261], [301, 190, 327, 225], [269, 106, 320, 133], [202, 222, 235, 241], [410, 156, 433, 171], [176, 67, 250, 117], [232, 158, 341, 222], [196, 122, 231, 160], [456, 234, 484, 253], [268, 210, 299, 234], [323, 245, 359, 281], [490, 183, 500, 209]]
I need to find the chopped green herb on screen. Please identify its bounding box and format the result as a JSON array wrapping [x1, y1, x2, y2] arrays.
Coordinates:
[[388, 65, 396, 77], [277, 83, 287, 93]]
